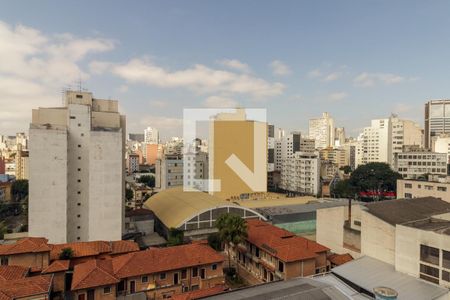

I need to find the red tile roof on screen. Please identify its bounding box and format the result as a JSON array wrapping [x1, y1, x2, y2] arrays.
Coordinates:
[[245, 219, 329, 263], [42, 260, 70, 274], [328, 253, 353, 266], [0, 274, 52, 300], [172, 285, 227, 300], [112, 243, 224, 279], [0, 266, 28, 281], [71, 259, 120, 291], [50, 240, 139, 260], [0, 238, 50, 256], [71, 243, 224, 291]]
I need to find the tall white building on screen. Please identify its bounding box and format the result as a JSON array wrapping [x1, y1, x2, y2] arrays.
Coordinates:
[[390, 116, 423, 165], [144, 126, 159, 144], [425, 99, 450, 148], [280, 151, 320, 195], [309, 112, 335, 149], [29, 90, 125, 243]]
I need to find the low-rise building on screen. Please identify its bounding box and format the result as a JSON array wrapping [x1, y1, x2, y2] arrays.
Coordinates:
[[397, 177, 450, 202], [0, 267, 52, 300], [394, 148, 447, 179], [229, 219, 329, 282], [71, 242, 225, 300]]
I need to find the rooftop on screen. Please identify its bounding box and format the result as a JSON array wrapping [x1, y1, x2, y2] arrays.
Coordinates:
[[245, 219, 329, 262], [72, 242, 224, 291], [204, 277, 349, 300], [332, 256, 448, 300], [50, 240, 139, 260], [255, 199, 351, 217], [0, 266, 28, 281], [0, 237, 50, 256], [402, 218, 450, 235], [0, 274, 52, 300], [365, 197, 450, 226]]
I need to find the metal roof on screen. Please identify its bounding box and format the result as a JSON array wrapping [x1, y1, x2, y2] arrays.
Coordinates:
[[143, 187, 265, 228], [204, 277, 350, 300], [332, 256, 448, 300]]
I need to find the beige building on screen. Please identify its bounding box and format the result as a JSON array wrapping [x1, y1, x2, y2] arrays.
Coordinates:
[[394, 147, 447, 179], [309, 112, 335, 150], [155, 154, 183, 190], [15, 144, 29, 180], [397, 178, 450, 202], [319, 147, 348, 168], [29, 90, 126, 243]]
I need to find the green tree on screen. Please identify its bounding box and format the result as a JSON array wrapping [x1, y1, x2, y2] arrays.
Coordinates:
[[11, 179, 28, 201], [137, 175, 155, 188], [331, 179, 356, 198], [207, 232, 222, 251], [0, 222, 7, 240], [125, 188, 134, 201], [215, 213, 248, 271], [59, 247, 74, 260], [167, 228, 184, 246], [339, 165, 352, 175], [349, 162, 402, 200]]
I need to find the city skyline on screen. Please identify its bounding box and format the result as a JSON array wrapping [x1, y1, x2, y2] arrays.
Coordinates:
[[2, 1, 450, 140]]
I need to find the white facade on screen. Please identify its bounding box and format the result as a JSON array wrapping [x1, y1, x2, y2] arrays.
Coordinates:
[[280, 151, 320, 195], [395, 150, 447, 179], [144, 126, 159, 144], [309, 112, 335, 149], [362, 118, 392, 165], [390, 116, 423, 165], [425, 99, 450, 148], [434, 135, 450, 164], [29, 90, 125, 243]]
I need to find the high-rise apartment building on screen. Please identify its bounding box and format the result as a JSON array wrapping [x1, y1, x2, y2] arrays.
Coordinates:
[[15, 144, 29, 180], [425, 99, 450, 149], [334, 127, 346, 147], [29, 90, 125, 243], [309, 112, 335, 149], [155, 154, 183, 190], [362, 118, 392, 165], [280, 151, 320, 195], [144, 126, 159, 144], [390, 116, 423, 164]]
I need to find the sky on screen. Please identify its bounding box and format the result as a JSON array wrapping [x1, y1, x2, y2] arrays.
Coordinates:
[[1, 1, 450, 140]]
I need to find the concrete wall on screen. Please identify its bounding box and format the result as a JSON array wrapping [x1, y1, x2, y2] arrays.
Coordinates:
[[361, 210, 396, 265], [397, 179, 450, 202], [88, 130, 123, 241], [316, 205, 362, 258], [29, 128, 68, 243]]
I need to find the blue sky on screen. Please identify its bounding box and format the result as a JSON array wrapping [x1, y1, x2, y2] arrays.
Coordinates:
[[1, 1, 450, 139]]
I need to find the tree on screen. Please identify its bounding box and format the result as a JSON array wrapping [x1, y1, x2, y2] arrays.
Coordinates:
[[59, 247, 74, 260], [207, 232, 222, 251], [11, 179, 28, 201], [125, 188, 134, 201], [167, 228, 184, 246], [137, 175, 155, 188], [349, 162, 402, 200], [339, 165, 352, 175], [215, 213, 248, 271], [331, 179, 356, 198]]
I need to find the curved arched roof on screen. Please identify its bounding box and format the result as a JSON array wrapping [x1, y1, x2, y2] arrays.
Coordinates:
[[144, 187, 266, 228]]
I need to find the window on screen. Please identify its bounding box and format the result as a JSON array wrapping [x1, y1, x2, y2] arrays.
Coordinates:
[[77, 294, 85, 300], [278, 261, 284, 272], [141, 276, 148, 283], [70, 116, 76, 119], [78, 123, 81, 127], [420, 264, 439, 284], [78, 168, 81, 171], [404, 183, 412, 188], [420, 245, 439, 265], [404, 193, 412, 198], [76, 94, 83, 99], [0, 257, 8, 265], [81, 133, 84, 137], [78, 156, 81, 160], [77, 191, 81, 194], [443, 270, 450, 282], [255, 247, 260, 257], [443, 250, 450, 269], [77, 226, 81, 229], [192, 267, 198, 277], [78, 179, 81, 183], [438, 186, 447, 192], [78, 144, 81, 148], [77, 203, 81, 206], [160, 273, 166, 280], [174, 272, 179, 285], [211, 264, 217, 270], [200, 268, 206, 279], [77, 214, 81, 218], [77, 237, 80, 240], [181, 269, 187, 279], [103, 286, 111, 294]]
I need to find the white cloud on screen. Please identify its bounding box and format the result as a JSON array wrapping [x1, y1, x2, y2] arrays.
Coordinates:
[[323, 72, 341, 82], [94, 58, 284, 98], [0, 20, 115, 133], [203, 96, 239, 108], [328, 92, 348, 102], [217, 59, 251, 73], [270, 60, 291, 76], [353, 72, 410, 87], [308, 68, 341, 82]]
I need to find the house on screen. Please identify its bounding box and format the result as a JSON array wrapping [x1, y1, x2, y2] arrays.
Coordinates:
[[71, 242, 225, 300], [229, 219, 329, 282], [0, 265, 52, 300]]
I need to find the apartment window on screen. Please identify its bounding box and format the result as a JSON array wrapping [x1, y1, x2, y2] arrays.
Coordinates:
[[420, 245, 439, 265], [0, 257, 8, 266], [78, 168, 81, 171], [78, 179, 81, 183], [77, 203, 81, 206], [78, 144, 81, 148], [443, 250, 450, 269], [181, 269, 187, 279], [103, 286, 111, 294], [70, 116, 76, 119], [438, 186, 447, 192], [404, 183, 412, 188], [211, 264, 217, 270], [76, 94, 83, 99], [81, 133, 84, 137], [77, 237, 80, 240], [420, 264, 439, 284], [278, 261, 284, 272], [443, 270, 450, 282], [192, 267, 198, 277], [78, 156, 81, 160], [404, 193, 412, 199], [77, 226, 81, 229], [141, 276, 148, 283], [77, 214, 81, 218], [77, 191, 81, 194], [160, 273, 166, 280], [78, 123, 81, 127]]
